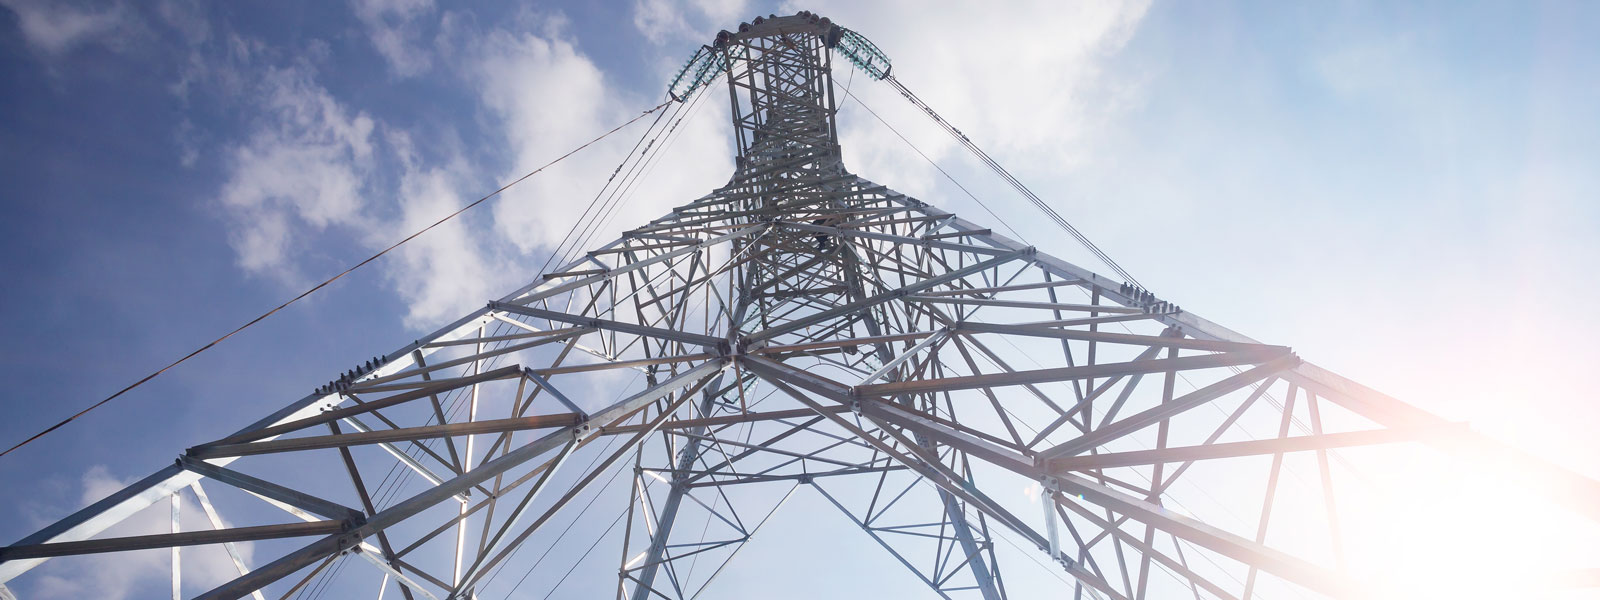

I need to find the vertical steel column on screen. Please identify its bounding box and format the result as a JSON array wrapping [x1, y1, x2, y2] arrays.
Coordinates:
[[625, 388, 717, 600], [171, 492, 181, 600], [452, 325, 485, 590]]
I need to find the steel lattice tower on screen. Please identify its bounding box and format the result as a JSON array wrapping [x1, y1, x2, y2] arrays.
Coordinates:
[[3, 12, 1598, 600]]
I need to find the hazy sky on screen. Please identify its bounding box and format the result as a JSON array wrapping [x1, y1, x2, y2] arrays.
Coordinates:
[[1, 0, 1597, 598]]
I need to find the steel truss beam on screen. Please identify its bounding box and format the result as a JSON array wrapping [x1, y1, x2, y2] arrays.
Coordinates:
[[0, 522, 346, 561], [4, 11, 1597, 600]]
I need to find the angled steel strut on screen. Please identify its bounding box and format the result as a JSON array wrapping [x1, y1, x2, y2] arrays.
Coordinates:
[[5, 10, 1599, 600]]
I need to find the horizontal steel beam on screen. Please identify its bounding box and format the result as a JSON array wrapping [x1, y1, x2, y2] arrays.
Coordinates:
[[924, 228, 989, 240], [741, 355, 852, 401], [601, 405, 851, 435], [490, 302, 726, 350], [0, 521, 345, 561], [908, 296, 1143, 314], [857, 329, 948, 385], [856, 350, 1283, 397], [747, 368, 1126, 598], [883, 188, 1600, 523], [913, 279, 1083, 297], [956, 321, 1287, 354], [0, 308, 508, 583], [193, 360, 726, 599], [205, 365, 524, 447], [1037, 354, 1300, 461], [513, 223, 766, 304], [754, 331, 936, 354], [860, 400, 1038, 476], [531, 353, 713, 376], [422, 328, 579, 349], [682, 466, 910, 488], [753, 284, 848, 300], [1045, 423, 1468, 472], [780, 220, 1013, 256], [747, 248, 1030, 343], [838, 366, 1362, 598], [189, 413, 583, 459], [357, 329, 584, 388]]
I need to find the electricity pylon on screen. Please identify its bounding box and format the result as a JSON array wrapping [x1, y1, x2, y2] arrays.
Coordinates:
[[4, 12, 1598, 600]]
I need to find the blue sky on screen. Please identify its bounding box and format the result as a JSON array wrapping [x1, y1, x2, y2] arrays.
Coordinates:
[[1, 0, 1598, 597]]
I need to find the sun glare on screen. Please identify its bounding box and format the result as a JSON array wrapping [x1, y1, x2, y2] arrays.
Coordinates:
[[1343, 455, 1595, 598]]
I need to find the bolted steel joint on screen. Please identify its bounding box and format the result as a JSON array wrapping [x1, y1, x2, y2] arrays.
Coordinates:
[[574, 421, 597, 442]]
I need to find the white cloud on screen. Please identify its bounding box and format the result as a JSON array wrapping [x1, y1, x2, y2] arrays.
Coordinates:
[[632, 0, 693, 46], [689, 0, 748, 24], [201, 12, 627, 329], [631, 0, 751, 46], [472, 24, 635, 255], [804, 0, 1152, 174], [155, 0, 209, 46], [379, 130, 508, 328], [473, 17, 735, 261], [218, 64, 376, 285], [351, 0, 436, 77], [193, 2, 1146, 332], [0, 0, 130, 55], [208, 56, 507, 325], [200, 6, 731, 332]]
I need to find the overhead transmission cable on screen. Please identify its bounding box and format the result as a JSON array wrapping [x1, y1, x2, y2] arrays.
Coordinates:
[[0, 99, 675, 460], [839, 86, 1027, 244], [367, 91, 703, 520], [557, 77, 720, 273], [577, 79, 722, 263], [364, 92, 722, 594], [229, 95, 700, 593], [884, 76, 1146, 290], [533, 98, 684, 280]]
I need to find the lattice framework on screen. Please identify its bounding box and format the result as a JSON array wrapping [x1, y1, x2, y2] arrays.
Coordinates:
[[3, 11, 1598, 600]]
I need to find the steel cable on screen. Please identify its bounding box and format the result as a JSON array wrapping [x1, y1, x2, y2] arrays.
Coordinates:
[[884, 76, 1145, 290], [0, 99, 672, 458]]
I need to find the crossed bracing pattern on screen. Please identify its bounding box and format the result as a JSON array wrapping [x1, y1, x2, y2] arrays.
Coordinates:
[[5, 11, 1599, 600], [6, 169, 1588, 600]]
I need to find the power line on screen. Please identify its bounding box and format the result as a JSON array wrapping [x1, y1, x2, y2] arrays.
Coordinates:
[[371, 90, 721, 522], [364, 99, 722, 593], [0, 100, 675, 460], [575, 79, 720, 264], [884, 76, 1145, 290], [367, 97, 692, 514], [839, 86, 1027, 244], [534, 99, 684, 280]]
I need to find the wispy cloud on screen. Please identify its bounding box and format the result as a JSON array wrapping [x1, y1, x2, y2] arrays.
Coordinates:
[[379, 129, 504, 328], [350, 0, 437, 77], [632, 0, 693, 46], [182, 1, 1146, 337], [217, 63, 377, 286], [472, 20, 627, 254], [196, 7, 732, 331], [812, 0, 1152, 174], [631, 0, 751, 46], [0, 0, 132, 55], [689, 0, 749, 24]]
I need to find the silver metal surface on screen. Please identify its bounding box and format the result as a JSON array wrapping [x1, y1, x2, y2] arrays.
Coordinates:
[[2, 11, 1596, 600]]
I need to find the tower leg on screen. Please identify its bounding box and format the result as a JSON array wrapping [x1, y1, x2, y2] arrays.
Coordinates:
[[629, 373, 726, 600], [840, 245, 1003, 600]]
